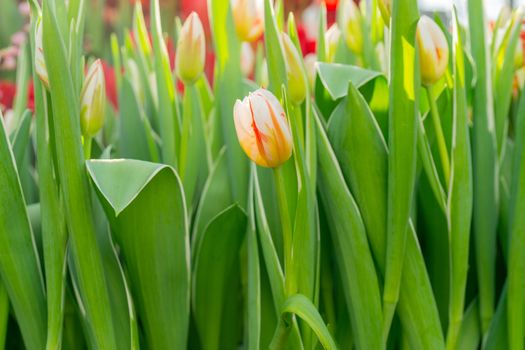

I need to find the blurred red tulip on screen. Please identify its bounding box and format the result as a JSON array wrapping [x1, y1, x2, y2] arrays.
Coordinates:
[[0, 81, 16, 113]]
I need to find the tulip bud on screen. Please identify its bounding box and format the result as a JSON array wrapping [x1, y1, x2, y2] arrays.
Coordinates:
[[416, 16, 449, 86], [80, 60, 106, 137], [233, 88, 293, 168], [325, 24, 341, 63], [378, 0, 391, 25], [337, 0, 363, 54], [281, 33, 307, 104], [35, 18, 49, 88], [175, 12, 205, 85], [231, 0, 264, 42]]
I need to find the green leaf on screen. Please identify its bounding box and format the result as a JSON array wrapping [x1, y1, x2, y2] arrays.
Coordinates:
[[264, 0, 287, 94], [0, 112, 46, 350], [10, 109, 32, 172], [485, 284, 508, 350], [208, 0, 249, 207], [493, 9, 525, 157], [468, 0, 499, 332], [118, 77, 153, 161], [456, 299, 481, 350], [87, 158, 190, 349], [383, 0, 419, 335], [270, 294, 337, 350], [315, 111, 383, 349], [150, 0, 179, 167], [446, 12, 474, 349], [506, 41, 525, 350], [192, 205, 247, 350]]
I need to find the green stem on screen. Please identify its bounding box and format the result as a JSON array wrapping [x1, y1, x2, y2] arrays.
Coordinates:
[[426, 86, 450, 187], [273, 165, 295, 297], [179, 84, 193, 180], [83, 135, 92, 160], [269, 314, 293, 350]]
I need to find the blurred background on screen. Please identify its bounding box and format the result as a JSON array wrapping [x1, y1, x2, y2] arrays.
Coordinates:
[[0, 0, 522, 112]]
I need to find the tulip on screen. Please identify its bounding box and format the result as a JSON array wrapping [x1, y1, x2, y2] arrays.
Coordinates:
[[325, 24, 341, 63], [231, 0, 264, 42], [259, 59, 269, 88], [175, 12, 205, 85], [337, 0, 363, 54], [416, 16, 449, 86], [281, 33, 307, 104], [35, 18, 49, 88], [80, 60, 106, 137], [233, 88, 292, 168]]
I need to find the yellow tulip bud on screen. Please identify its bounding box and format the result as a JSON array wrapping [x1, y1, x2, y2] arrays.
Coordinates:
[[233, 88, 293, 168], [378, 0, 391, 26], [80, 60, 106, 137], [231, 0, 264, 42], [337, 0, 363, 54], [35, 18, 49, 88], [325, 24, 341, 63], [175, 12, 205, 85], [260, 59, 269, 88], [281, 33, 307, 104], [416, 16, 449, 86]]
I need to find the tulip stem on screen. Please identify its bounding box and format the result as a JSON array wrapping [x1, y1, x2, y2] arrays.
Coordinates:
[[273, 165, 295, 297], [426, 86, 450, 187], [83, 135, 92, 160]]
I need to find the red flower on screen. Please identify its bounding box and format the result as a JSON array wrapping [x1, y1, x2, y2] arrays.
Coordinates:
[[101, 60, 119, 109], [0, 81, 16, 113], [297, 24, 317, 56]]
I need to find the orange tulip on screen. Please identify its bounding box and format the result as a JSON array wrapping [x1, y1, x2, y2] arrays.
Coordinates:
[[234, 88, 292, 168]]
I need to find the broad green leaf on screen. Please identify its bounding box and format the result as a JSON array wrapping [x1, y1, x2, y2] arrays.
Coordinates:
[[327, 84, 444, 349], [193, 205, 247, 350], [0, 282, 8, 348], [446, 12, 474, 349], [383, 0, 419, 335], [315, 112, 383, 349], [0, 112, 46, 350], [87, 158, 190, 349], [468, 0, 499, 332]]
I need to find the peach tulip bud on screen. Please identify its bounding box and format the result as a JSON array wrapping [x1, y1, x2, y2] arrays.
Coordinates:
[[35, 19, 49, 88], [416, 16, 449, 86], [175, 12, 205, 85], [233, 88, 292, 168], [337, 0, 363, 54], [281, 33, 307, 104], [325, 24, 341, 63], [231, 0, 264, 42], [80, 60, 106, 137]]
